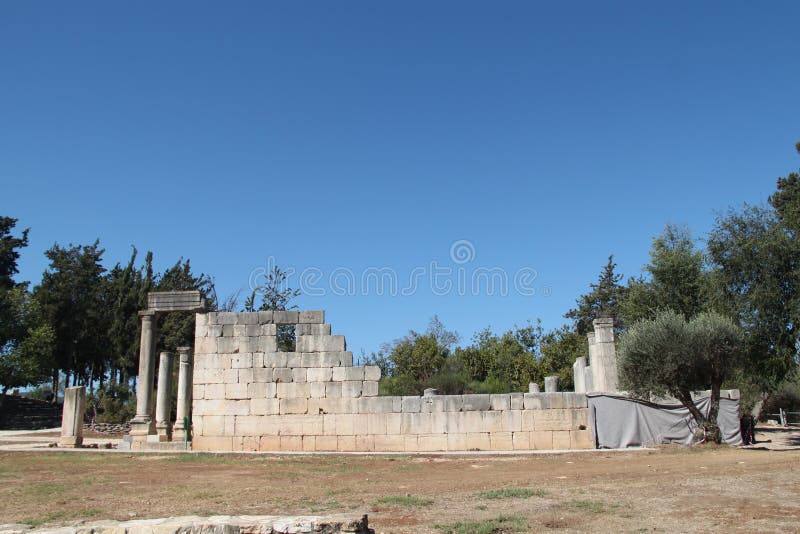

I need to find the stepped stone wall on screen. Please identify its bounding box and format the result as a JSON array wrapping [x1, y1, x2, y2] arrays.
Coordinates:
[[191, 311, 593, 452]]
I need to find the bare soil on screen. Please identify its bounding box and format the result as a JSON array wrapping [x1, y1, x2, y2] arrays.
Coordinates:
[[0, 430, 798, 532]]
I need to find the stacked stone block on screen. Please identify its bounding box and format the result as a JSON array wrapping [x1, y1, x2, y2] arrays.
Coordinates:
[[191, 310, 593, 452]]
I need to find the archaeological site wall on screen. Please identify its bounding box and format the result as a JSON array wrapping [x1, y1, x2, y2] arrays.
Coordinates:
[[190, 311, 593, 452]]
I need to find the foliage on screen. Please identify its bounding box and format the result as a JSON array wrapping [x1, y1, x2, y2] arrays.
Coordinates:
[[245, 265, 300, 350], [706, 205, 800, 393], [618, 310, 745, 442], [565, 256, 625, 334], [620, 225, 708, 324], [768, 142, 800, 235]]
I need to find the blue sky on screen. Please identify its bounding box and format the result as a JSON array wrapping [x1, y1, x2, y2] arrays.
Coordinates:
[[2, 1, 799, 356]]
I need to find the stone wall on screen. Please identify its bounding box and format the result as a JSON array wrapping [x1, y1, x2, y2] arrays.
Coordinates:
[[191, 311, 593, 452]]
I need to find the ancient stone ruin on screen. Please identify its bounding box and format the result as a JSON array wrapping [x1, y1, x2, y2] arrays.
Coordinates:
[[189, 310, 594, 452]]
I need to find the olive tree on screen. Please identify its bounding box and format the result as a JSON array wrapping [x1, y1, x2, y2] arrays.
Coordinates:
[[618, 310, 745, 443]]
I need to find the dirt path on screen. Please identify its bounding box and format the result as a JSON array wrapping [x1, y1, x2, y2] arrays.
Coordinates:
[[1, 439, 799, 533]]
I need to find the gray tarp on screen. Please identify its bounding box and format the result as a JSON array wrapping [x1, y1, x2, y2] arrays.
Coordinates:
[[587, 393, 742, 448]]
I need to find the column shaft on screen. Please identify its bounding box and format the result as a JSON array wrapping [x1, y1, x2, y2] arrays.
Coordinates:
[[172, 347, 193, 441], [155, 351, 175, 441], [130, 312, 157, 437]]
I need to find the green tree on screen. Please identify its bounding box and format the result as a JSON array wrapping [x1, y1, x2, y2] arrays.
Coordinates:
[[620, 225, 707, 324], [0, 216, 29, 290], [155, 258, 212, 351], [34, 241, 110, 388], [707, 205, 800, 404], [618, 310, 745, 443], [539, 326, 588, 391], [768, 142, 800, 234], [565, 256, 625, 334]]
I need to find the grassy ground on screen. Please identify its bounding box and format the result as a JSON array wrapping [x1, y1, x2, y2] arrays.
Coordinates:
[[1, 442, 799, 533]]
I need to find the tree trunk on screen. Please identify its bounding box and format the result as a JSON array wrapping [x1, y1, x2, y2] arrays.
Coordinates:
[[706, 381, 722, 444], [751, 392, 769, 421]]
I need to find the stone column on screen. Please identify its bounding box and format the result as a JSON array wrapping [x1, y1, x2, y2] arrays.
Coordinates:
[[130, 311, 157, 438], [584, 366, 594, 392], [544, 376, 559, 392], [590, 317, 619, 392], [573, 356, 587, 393], [59, 386, 85, 448], [528, 382, 540, 393], [155, 351, 175, 441], [172, 346, 193, 441]]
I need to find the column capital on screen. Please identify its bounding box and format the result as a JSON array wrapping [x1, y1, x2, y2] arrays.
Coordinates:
[[138, 310, 157, 318]]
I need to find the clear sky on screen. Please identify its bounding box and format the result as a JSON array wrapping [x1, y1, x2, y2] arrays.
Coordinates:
[[2, 1, 799, 356]]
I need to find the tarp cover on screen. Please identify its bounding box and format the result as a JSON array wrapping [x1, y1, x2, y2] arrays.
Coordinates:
[[588, 393, 742, 448]]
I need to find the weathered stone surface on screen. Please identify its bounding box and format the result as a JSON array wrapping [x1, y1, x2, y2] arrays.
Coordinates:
[[298, 310, 325, 324], [544, 375, 559, 393], [297, 335, 346, 353], [462, 394, 491, 411], [296, 323, 332, 336], [59, 386, 85, 447]]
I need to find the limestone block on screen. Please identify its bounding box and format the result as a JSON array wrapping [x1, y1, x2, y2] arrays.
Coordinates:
[[544, 376, 559, 392], [553, 431, 571, 450], [280, 435, 303, 450], [325, 382, 342, 398], [193, 384, 205, 399], [364, 366, 381, 381], [252, 352, 264, 368], [512, 431, 531, 450], [233, 324, 248, 337], [250, 398, 280, 415], [529, 382, 540, 393], [292, 368, 308, 383], [373, 435, 405, 452], [510, 393, 524, 410], [418, 434, 448, 451], [546, 393, 588, 409], [342, 381, 362, 398], [401, 396, 421, 413], [195, 337, 218, 354], [466, 432, 491, 451], [238, 368, 254, 383], [334, 413, 356, 435], [258, 310, 274, 324], [314, 435, 338, 451], [259, 336, 278, 353], [247, 382, 267, 398], [217, 337, 236, 353], [584, 367, 594, 392], [362, 380, 379, 397], [217, 312, 237, 325], [277, 382, 309, 398], [339, 351, 354, 366], [312, 397, 356, 414], [193, 399, 249, 416], [521, 410, 535, 431], [462, 411, 484, 434], [333, 366, 363, 381], [296, 335, 346, 353], [253, 367, 274, 383], [195, 324, 209, 337], [482, 411, 504, 432], [260, 324, 277, 336], [301, 351, 341, 368], [357, 396, 396, 413], [240, 436, 261, 452], [225, 383, 248, 400], [534, 409, 573, 431], [263, 352, 288, 368], [272, 367, 293, 383], [523, 393, 545, 410], [296, 323, 332, 336], [205, 311, 219, 324], [193, 436, 233, 451], [337, 435, 356, 451], [195, 368, 224, 383], [571, 429, 594, 449], [280, 398, 308, 414], [221, 325, 234, 337], [231, 353, 253, 369], [309, 382, 327, 398], [245, 324, 260, 337], [259, 435, 281, 451], [490, 394, 511, 411], [430, 411, 449, 434], [385, 413, 402, 434], [462, 394, 491, 411], [490, 432, 514, 451], [287, 352, 303, 367], [531, 430, 553, 449], [207, 324, 223, 337], [204, 383, 225, 400], [432, 395, 463, 412], [572, 408, 589, 428], [307, 367, 333, 382], [502, 410, 523, 432], [366, 413, 387, 435], [273, 310, 300, 324], [237, 312, 259, 325], [196, 313, 208, 326], [401, 412, 432, 434], [355, 434, 375, 452], [223, 368, 238, 383], [235, 415, 265, 435], [447, 433, 468, 451], [298, 310, 325, 324], [404, 435, 419, 452]]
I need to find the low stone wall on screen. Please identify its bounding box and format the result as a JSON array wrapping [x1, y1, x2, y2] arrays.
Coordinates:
[[191, 311, 593, 452]]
